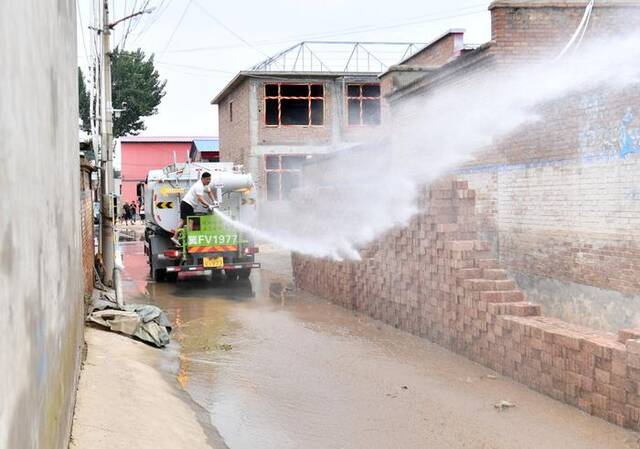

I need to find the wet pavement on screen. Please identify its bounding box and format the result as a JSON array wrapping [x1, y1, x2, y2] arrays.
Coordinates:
[[120, 241, 640, 449]]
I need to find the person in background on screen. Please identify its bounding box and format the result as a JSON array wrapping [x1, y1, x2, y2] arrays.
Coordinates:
[[129, 201, 137, 223], [122, 202, 131, 226]]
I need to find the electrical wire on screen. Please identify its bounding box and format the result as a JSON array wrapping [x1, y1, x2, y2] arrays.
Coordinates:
[[76, 0, 90, 63], [158, 0, 193, 59], [129, 0, 172, 47], [166, 2, 488, 55], [190, 0, 271, 59], [155, 61, 235, 74], [119, 0, 138, 48]]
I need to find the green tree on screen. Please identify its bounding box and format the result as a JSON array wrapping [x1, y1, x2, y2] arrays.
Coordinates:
[[78, 67, 91, 131], [77, 49, 166, 138], [111, 48, 166, 138]]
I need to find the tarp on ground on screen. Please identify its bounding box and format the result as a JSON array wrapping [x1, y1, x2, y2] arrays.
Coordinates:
[[88, 289, 172, 347]]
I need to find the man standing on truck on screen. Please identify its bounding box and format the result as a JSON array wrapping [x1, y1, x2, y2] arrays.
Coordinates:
[[171, 171, 218, 245]]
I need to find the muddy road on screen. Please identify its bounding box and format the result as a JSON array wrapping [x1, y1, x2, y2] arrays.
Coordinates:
[[121, 241, 639, 449]]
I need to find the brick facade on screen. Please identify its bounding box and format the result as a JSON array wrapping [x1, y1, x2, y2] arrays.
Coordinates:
[[80, 160, 95, 297], [490, 2, 640, 63], [401, 30, 465, 67], [215, 74, 387, 203], [292, 180, 640, 431], [218, 79, 252, 167], [380, 1, 640, 331]]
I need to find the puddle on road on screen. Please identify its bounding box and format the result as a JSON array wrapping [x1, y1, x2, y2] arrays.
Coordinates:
[[120, 242, 639, 449]]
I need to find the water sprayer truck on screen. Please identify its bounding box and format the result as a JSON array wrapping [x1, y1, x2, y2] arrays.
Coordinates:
[[141, 162, 260, 282]]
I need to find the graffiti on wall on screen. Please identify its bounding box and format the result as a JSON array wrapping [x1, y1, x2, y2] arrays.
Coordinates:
[[620, 108, 640, 158]]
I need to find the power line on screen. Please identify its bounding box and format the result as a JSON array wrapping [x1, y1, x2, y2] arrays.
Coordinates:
[[91, 0, 101, 58], [166, 2, 488, 55], [158, 0, 192, 59], [76, 0, 90, 65], [190, 0, 271, 59], [155, 61, 235, 74], [119, 0, 138, 48], [129, 0, 172, 47]]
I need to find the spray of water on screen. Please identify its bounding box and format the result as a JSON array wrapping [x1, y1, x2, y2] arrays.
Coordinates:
[[225, 33, 640, 260], [214, 209, 358, 258]]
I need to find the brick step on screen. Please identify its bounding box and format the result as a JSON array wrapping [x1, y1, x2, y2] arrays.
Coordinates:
[[487, 301, 541, 317], [455, 268, 483, 279], [476, 258, 499, 269], [479, 290, 525, 303], [618, 328, 640, 343], [445, 240, 480, 252], [463, 279, 518, 291], [482, 268, 508, 280]]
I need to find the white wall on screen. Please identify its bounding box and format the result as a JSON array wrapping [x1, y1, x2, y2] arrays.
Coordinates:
[[0, 1, 84, 448]]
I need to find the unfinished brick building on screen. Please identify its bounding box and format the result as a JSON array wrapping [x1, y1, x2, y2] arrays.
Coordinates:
[[292, 0, 640, 431], [212, 41, 426, 203]]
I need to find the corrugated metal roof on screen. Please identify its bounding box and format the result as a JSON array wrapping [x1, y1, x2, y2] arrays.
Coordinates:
[[193, 138, 219, 152]]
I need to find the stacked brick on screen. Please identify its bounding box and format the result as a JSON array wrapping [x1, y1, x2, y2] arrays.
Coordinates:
[[383, 2, 640, 331], [292, 179, 640, 431]]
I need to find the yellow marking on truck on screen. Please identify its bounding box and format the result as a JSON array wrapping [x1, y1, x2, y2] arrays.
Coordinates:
[[155, 201, 174, 209], [159, 186, 185, 196], [189, 245, 238, 253]]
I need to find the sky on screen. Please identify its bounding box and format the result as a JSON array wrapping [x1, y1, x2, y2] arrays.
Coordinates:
[[76, 0, 493, 139]]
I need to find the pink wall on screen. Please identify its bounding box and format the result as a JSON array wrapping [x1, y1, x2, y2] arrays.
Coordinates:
[[120, 142, 192, 203]]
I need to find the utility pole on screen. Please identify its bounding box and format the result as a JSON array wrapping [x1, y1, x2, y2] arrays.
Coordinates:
[[97, 1, 154, 286], [100, 0, 115, 285]]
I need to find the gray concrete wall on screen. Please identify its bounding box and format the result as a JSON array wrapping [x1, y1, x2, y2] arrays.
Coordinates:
[[0, 1, 84, 448], [510, 272, 640, 333]]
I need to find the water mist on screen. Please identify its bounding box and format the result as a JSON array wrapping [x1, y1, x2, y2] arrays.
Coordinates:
[[225, 33, 640, 260]]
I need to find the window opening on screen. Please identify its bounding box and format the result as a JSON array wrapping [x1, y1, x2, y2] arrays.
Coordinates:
[[264, 84, 324, 126], [265, 155, 305, 200], [346, 84, 381, 126]]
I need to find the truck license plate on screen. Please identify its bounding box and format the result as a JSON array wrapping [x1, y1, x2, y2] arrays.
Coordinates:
[[203, 257, 224, 268]]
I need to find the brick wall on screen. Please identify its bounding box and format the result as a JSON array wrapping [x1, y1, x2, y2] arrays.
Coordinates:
[[292, 180, 640, 431], [218, 79, 251, 166], [383, 2, 640, 331], [402, 31, 464, 67], [220, 75, 388, 205], [80, 161, 94, 297], [461, 84, 640, 331], [490, 2, 640, 63]]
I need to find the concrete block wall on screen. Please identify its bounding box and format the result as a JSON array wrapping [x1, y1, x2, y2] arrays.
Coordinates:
[[292, 180, 640, 431], [0, 1, 84, 448]]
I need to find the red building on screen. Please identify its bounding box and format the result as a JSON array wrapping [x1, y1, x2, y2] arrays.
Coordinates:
[[119, 136, 219, 203]]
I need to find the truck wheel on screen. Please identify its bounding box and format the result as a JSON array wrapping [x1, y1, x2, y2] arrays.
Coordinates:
[[225, 270, 239, 281], [153, 268, 166, 282], [238, 268, 251, 279]]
